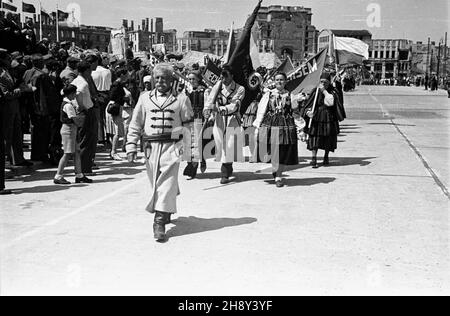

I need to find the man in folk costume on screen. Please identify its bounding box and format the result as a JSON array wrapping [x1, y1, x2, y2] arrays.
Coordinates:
[[204, 65, 246, 185], [126, 64, 194, 242]]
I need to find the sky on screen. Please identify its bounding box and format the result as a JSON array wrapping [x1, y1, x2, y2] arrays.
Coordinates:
[[11, 0, 450, 42]]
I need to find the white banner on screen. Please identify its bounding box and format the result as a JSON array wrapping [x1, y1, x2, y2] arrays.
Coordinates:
[[335, 36, 369, 59]]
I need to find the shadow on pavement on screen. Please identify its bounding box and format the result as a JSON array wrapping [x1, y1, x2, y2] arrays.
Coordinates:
[[92, 177, 135, 183], [368, 122, 416, 127], [264, 177, 336, 187], [197, 156, 374, 185], [12, 184, 88, 194], [7, 165, 145, 182], [340, 126, 361, 130], [166, 216, 257, 240]]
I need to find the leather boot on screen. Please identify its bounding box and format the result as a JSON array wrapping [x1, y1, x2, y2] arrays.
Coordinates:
[[153, 212, 168, 242]]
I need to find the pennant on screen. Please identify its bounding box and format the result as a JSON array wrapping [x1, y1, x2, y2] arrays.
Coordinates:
[[172, 71, 192, 96], [267, 55, 295, 81], [202, 59, 222, 87], [285, 48, 328, 95]]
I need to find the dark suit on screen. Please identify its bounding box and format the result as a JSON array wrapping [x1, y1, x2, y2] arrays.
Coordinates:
[[23, 67, 51, 162], [0, 83, 6, 191], [0, 67, 25, 165]]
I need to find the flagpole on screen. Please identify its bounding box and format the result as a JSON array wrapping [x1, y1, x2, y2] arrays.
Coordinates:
[[224, 22, 234, 64], [306, 86, 320, 141], [19, 0, 23, 26], [39, 1, 42, 41], [56, 2, 59, 43], [333, 35, 340, 78]]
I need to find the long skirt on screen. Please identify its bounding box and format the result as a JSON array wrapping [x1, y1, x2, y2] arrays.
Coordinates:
[[256, 134, 299, 166], [105, 109, 125, 137], [144, 141, 182, 214], [306, 106, 339, 152], [257, 112, 299, 166]]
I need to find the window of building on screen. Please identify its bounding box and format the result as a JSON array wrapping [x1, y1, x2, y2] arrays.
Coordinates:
[[374, 51, 378, 59], [386, 63, 394, 72], [369, 51, 372, 58], [391, 51, 396, 59], [374, 63, 382, 71], [385, 51, 389, 59], [380, 51, 384, 59], [72, 31, 75, 38]]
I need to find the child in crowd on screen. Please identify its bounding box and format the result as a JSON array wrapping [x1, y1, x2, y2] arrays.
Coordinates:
[[54, 84, 93, 185]]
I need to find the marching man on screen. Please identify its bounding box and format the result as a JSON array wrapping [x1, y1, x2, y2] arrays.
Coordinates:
[[203, 65, 246, 184], [126, 64, 194, 242]]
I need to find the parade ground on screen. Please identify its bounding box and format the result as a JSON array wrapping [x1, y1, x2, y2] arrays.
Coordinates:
[[1, 85, 449, 296]]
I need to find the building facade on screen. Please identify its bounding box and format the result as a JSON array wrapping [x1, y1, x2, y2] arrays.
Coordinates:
[[410, 41, 449, 78], [177, 29, 232, 56], [124, 17, 177, 53], [368, 39, 412, 80], [253, 5, 318, 62], [34, 22, 112, 52]]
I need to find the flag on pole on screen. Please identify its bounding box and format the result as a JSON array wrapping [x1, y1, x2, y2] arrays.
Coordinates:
[[2, 1, 17, 12], [285, 48, 328, 95], [227, 0, 263, 114], [22, 2, 36, 14], [51, 9, 69, 21], [333, 36, 369, 66]]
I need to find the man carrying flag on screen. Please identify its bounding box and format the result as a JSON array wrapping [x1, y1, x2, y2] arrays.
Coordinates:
[[204, 64, 245, 185], [202, 0, 263, 185]]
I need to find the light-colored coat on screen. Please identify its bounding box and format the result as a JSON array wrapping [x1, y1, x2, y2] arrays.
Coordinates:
[[126, 90, 194, 214], [204, 81, 245, 163]]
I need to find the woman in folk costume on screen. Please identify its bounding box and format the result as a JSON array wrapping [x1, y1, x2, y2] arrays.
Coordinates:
[[105, 68, 129, 161], [183, 71, 210, 179], [203, 65, 245, 185], [302, 72, 341, 169], [242, 84, 264, 163], [253, 72, 306, 188], [126, 64, 194, 242]]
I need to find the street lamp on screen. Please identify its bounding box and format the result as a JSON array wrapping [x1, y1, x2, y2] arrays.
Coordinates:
[[437, 38, 443, 84]]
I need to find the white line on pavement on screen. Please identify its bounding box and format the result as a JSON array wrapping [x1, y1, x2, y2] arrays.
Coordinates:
[[368, 90, 450, 200], [1, 176, 148, 251]]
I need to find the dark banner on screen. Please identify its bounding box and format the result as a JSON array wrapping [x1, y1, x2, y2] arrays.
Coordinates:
[[23, 2, 36, 14]]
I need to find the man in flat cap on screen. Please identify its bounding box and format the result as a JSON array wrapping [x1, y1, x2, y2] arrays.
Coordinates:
[[60, 56, 79, 86], [23, 54, 53, 162]]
